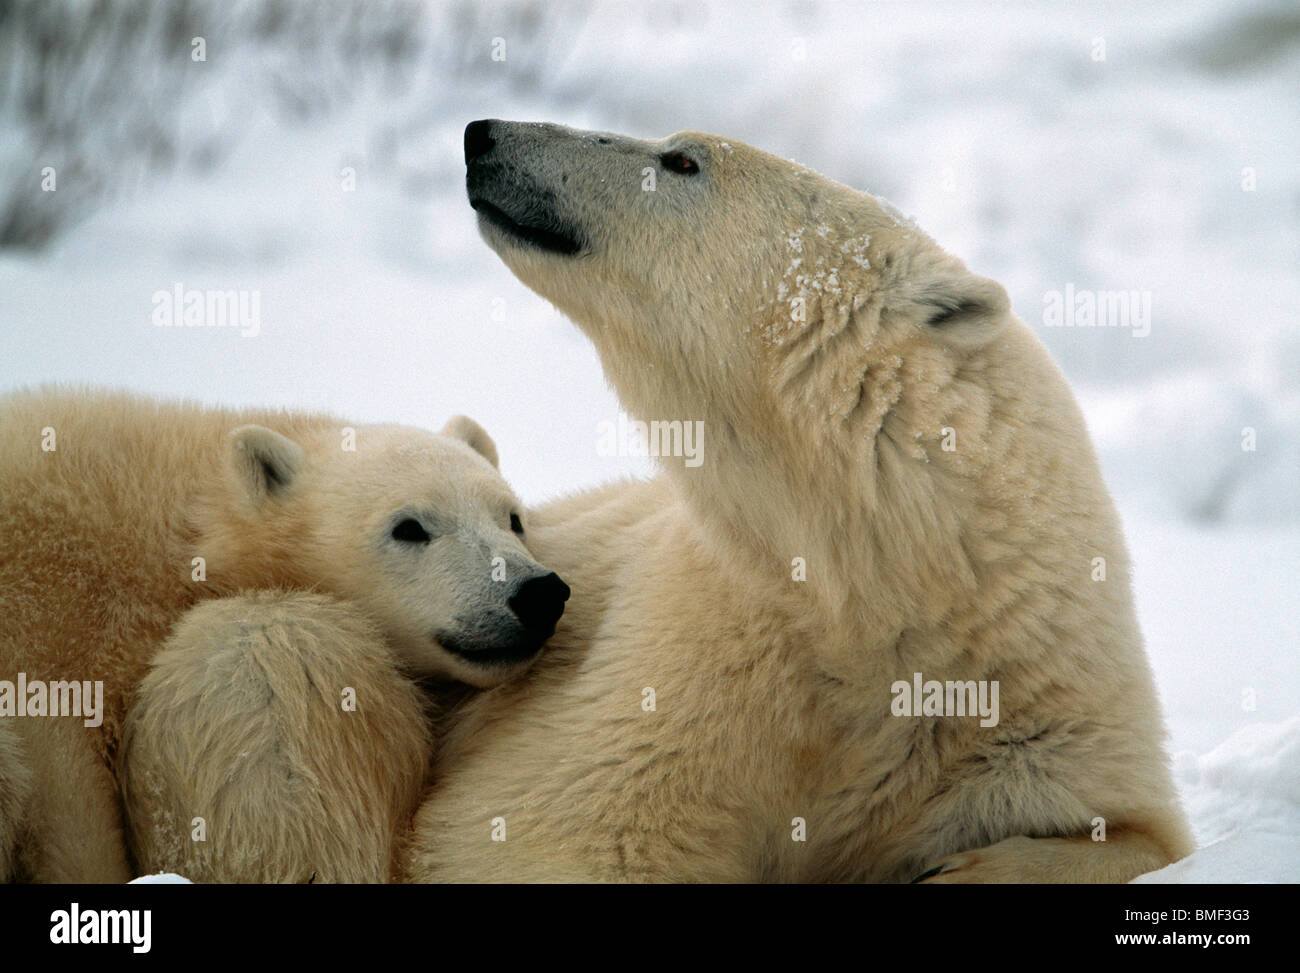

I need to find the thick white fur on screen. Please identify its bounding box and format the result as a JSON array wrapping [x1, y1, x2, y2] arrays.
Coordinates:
[[0, 386, 530, 881], [396, 123, 1193, 882], [121, 592, 430, 883], [0, 720, 32, 882], [60, 125, 1192, 884]]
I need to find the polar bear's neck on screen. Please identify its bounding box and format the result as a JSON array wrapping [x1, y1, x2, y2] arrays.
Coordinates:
[[580, 291, 986, 641]]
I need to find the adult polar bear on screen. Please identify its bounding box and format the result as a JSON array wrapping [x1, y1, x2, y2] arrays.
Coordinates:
[[400, 121, 1193, 883]]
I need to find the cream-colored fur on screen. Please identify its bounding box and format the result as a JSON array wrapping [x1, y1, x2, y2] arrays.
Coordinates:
[[395, 122, 1194, 882], [0, 720, 32, 882], [121, 592, 429, 883], [0, 386, 550, 881]]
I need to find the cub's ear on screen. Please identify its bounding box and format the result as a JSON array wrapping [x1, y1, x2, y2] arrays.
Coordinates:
[[442, 415, 499, 469], [890, 266, 1010, 349], [230, 425, 304, 501]]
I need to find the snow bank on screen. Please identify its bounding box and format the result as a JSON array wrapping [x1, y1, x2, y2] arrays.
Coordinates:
[[1136, 717, 1300, 882]]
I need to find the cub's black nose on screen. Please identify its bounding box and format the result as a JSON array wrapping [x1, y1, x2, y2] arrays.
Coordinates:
[[508, 572, 571, 639], [465, 120, 496, 164]]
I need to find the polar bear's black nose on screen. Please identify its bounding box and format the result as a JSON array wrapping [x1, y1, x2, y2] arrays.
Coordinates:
[[508, 572, 570, 638], [465, 120, 496, 164]]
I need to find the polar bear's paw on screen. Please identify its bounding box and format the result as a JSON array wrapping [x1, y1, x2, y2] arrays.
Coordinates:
[[911, 830, 1182, 884], [911, 836, 1045, 884]]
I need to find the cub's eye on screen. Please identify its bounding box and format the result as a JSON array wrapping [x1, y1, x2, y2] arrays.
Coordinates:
[[660, 151, 700, 176], [509, 513, 525, 535], [392, 518, 431, 544]]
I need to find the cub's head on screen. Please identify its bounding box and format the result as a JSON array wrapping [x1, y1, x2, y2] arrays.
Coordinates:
[[203, 416, 568, 688]]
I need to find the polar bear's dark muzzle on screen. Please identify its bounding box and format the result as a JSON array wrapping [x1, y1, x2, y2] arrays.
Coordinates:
[[465, 119, 497, 163], [469, 196, 583, 256], [465, 118, 586, 256]]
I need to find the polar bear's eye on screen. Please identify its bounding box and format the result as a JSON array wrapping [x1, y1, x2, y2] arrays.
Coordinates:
[[660, 151, 700, 176], [510, 513, 525, 535], [391, 518, 431, 544]]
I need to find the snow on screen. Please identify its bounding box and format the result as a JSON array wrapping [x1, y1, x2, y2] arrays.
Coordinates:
[[1135, 717, 1300, 883], [128, 873, 192, 885], [1, 0, 1295, 882]]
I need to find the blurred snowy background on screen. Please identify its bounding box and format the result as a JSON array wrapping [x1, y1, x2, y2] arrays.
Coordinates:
[[1, 0, 1296, 881]]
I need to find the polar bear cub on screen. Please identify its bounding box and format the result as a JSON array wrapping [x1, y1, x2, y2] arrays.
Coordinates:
[[0, 387, 568, 882]]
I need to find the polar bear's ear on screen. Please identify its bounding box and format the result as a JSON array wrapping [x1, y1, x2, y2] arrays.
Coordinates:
[[230, 425, 304, 501], [891, 269, 1010, 349], [442, 415, 499, 469]]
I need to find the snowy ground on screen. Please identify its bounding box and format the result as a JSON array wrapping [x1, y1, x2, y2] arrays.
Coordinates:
[[1, 0, 1296, 882]]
